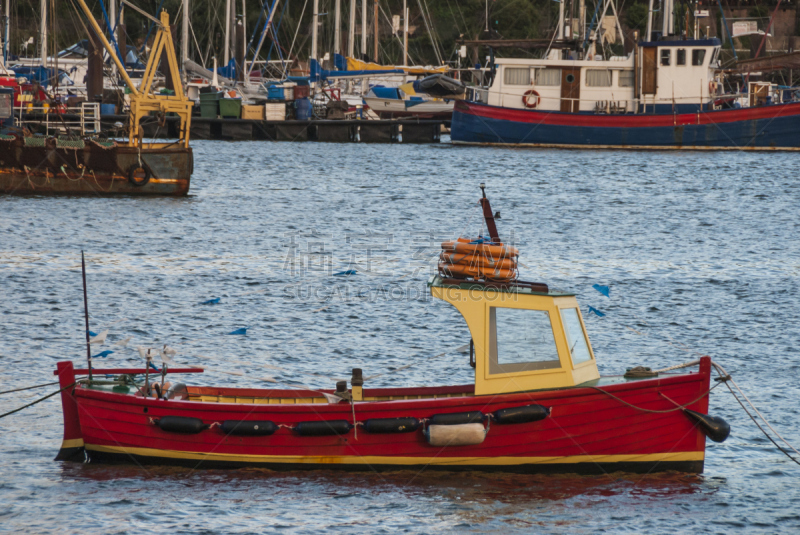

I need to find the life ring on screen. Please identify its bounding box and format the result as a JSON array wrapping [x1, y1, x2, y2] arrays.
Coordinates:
[[522, 89, 540, 109], [128, 164, 151, 187], [441, 239, 519, 259]]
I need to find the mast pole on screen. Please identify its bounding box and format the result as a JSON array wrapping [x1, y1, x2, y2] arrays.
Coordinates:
[[334, 0, 341, 55], [224, 0, 231, 65], [361, 0, 367, 58], [348, 0, 355, 58], [3, 0, 9, 65], [311, 0, 318, 66], [403, 0, 407, 66], [372, 0, 378, 62], [40, 0, 47, 66], [81, 251, 92, 381], [646, 0, 654, 41], [182, 0, 189, 83]]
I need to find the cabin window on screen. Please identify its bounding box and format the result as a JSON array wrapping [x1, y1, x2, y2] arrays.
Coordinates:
[[618, 70, 634, 87], [692, 49, 706, 66], [535, 68, 562, 86], [489, 307, 561, 374], [660, 49, 671, 66], [677, 49, 686, 66], [560, 308, 592, 365], [586, 69, 612, 87], [504, 67, 531, 86]]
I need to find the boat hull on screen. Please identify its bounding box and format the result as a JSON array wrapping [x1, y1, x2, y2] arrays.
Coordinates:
[[57, 359, 714, 474], [451, 100, 800, 150], [0, 139, 192, 195]]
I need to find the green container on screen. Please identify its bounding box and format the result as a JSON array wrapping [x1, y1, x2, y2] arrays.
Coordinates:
[[219, 98, 242, 118], [199, 91, 222, 119]]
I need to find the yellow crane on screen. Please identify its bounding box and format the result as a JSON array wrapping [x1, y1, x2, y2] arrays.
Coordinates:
[[74, 0, 193, 148]]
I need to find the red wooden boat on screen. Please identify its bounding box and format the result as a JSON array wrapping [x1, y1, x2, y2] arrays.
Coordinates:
[[54, 189, 729, 474]]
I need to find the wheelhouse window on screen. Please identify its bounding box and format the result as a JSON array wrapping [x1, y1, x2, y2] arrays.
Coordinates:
[[692, 49, 706, 66], [586, 69, 612, 87], [489, 307, 560, 374], [535, 68, 561, 86], [618, 70, 634, 87], [660, 49, 671, 66], [504, 67, 530, 86], [560, 308, 592, 365], [677, 49, 686, 66]]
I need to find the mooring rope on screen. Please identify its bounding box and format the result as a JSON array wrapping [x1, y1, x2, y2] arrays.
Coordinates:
[[584, 381, 724, 414], [0, 381, 60, 395], [0, 383, 76, 420], [711, 361, 800, 466]]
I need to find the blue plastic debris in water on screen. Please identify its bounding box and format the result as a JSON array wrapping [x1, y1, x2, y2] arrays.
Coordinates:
[[201, 297, 221, 305], [588, 306, 606, 317], [334, 270, 357, 276], [592, 284, 610, 297], [228, 328, 247, 335], [92, 350, 114, 358]]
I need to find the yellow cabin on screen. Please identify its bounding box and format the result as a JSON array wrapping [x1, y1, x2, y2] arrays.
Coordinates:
[[429, 275, 600, 396]]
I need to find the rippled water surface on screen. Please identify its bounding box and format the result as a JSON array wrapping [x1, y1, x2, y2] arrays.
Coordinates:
[[1, 141, 799, 533]]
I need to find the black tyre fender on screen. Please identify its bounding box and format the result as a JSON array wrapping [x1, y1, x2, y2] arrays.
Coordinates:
[[128, 164, 151, 187]]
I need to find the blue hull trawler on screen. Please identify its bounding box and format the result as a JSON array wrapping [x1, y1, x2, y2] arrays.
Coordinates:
[[423, 0, 800, 149]]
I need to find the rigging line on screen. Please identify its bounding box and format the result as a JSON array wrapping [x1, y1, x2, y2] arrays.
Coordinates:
[[416, 0, 441, 65], [284, 0, 309, 78], [717, 374, 800, 466], [712, 361, 800, 459], [421, 0, 443, 64], [0, 383, 76, 420], [377, 2, 419, 66], [0, 381, 60, 395]]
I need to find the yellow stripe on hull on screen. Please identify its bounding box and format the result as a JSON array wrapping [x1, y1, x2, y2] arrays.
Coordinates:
[[85, 444, 704, 466], [61, 438, 85, 449]]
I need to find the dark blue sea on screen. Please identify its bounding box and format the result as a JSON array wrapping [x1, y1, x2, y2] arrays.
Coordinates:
[[1, 141, 799, 533]]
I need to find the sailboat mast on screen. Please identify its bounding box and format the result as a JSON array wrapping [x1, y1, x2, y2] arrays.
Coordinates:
[[372, 0, 378, 62], [311, 0, 319, 65], [2, 0, 9, 64], [39, 0, 47, 66], [224, 0, 231, 65], [182, 0, 189, 82], [403, 0, 407, 66], [334, 0, 341, 55], [361, 0, 367, 58], [348, 0, 355, 57]]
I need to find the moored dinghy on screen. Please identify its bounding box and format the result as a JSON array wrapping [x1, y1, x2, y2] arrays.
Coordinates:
[[54, 187, 729, 473]]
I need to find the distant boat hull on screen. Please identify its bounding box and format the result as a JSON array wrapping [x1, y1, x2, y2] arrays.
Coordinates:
[[451, 100, 800, 150], [363, 97, 453, 119], [56, 359, 713, 474], [0, 139, 192, 196]]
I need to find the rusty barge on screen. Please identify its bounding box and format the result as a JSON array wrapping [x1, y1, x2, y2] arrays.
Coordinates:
[[0, 5, 193, 196]]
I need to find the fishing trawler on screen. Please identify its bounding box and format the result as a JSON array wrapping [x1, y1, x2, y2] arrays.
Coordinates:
[[53, 187, 729, 474], [0, 3, 193, 196], [446, 3, 800, 149]]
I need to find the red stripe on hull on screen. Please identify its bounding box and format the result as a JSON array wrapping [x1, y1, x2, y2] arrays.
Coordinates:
[[455, 100, 800, 128]]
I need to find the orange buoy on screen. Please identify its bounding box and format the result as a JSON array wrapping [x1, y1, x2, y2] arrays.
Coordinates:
[[440, 251, 517, 270], [438, 262, 517, 282]]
